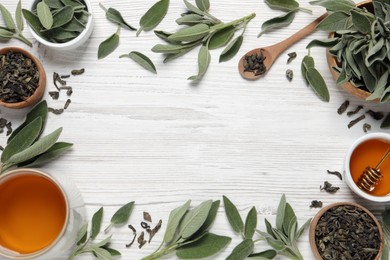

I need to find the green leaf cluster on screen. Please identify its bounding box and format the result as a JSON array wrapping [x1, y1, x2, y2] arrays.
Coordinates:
[[310, 0, 390, 102], [151, 0, 256, 81], [142, 200, 231, 260], [22, 0, 90, 43], [257, 194, 311, 260], [223, 196, 276, 260], [0, 1, 32, 46], [0, 101, 72, 174], [259, 0, 312, 37], [70, 202, 134, 260], [301, 54, 330, 102]]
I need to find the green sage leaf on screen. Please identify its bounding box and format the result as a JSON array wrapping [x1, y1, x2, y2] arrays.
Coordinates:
[[137, 0, 169, 36], [49, 28, 77, 42], [101, 5, 136, 31], [37, 2, 53, 29], [188, 45, 210, 81], [183, 0, 204, 16], [19, 142, 73, 168], [15, 0, 23, 31], [0, 3, 16, 30], [1, 117, 42, 163], [196, 200, 220, 234], [351, 10, 371, 34], [60, 0, 84, 8], [154, 30, 173, 42], [4, 127, 63, 167], [208, 26, 235, 50], [98, 30, 120, 59], [223, 195, 244, 234], [306, 67, 330, 102], [163, 44, 198, 63], [91, 207, 103, 240], [259, 10, 296, 36], [367, 71, 388, 101], [0, 28, 13, 38], [152, 43, 195, 54], [176, 14, 204, 26], [168, 23, 209, 42], [176, 232, 231, 259], [163, 200, 191, 243], [92, 247, 112, 259], [244, 207, 257, 239], [249, 249, 277, 259], [264, 0, 299, 12], [265, 237, 285, 251], [8, 100, 48, 143], [282, 203, 296, 235], [296, 218, 311, 239], [366, 38, 386, 67], [226, 239, 254, 260], [276, 194, 286, 231], [93, 235, 112, 248], [120, 51, 157, 74], [52, 6, 74, 29], [22, 9, 43, 35], [219, 35, 243, 62], [306, 38, 339, 49], [44, 0, 64, 9], [317, 11, 349, 32], [103, 247, 121, 257], [309, 0, 355, 13], [195, 0, 210, 11], [301, 55, 315, 84], [178, 200, 213, 239], [110, 201, 134, 225], [76, 222, 88, 245], [61, 17, 85, 32]]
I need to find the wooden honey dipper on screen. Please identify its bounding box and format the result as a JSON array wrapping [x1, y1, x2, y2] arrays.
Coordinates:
[[357, 148, 390, 192]]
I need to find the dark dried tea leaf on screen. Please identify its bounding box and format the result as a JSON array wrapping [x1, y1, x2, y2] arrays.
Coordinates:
[[327, 170, 342, 180], [287, 52, 297, 64], [141, 222, 150, 229], [66, 87, 73, 96], [337, 100, 349, 115], [49, 91, 59, 100], [5, 122, 12, 136], [64, 99, 71, 109], [48, 107, 64, 115], [71, 68, 85, 75], [148, 219, 162, 243], [126, 233, 137, 248], [348, 114, 365, 129], [310, 200, 322, 208], [143, 212, 152, 222], [320, 181, 339, 193], [286, 69, 293, 81], [60, 74, 70, 79], [366, 110, 384, 120], [137, 231, 146, 249], [243, 50, 267, 76], [363, 123, 371, 133], [347, 105, 363, 116]]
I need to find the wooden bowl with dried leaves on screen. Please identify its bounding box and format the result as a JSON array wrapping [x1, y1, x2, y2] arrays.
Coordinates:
[[309, 202, 384, 260], [0, 47, 46, 109]]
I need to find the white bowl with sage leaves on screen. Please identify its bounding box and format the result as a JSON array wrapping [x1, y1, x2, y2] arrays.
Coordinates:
[[23, 0, 94, 50]]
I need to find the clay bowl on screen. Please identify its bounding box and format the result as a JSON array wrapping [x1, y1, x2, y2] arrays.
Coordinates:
[[326, 0, 378, 101], [0, 47, 46, 109], [309, 202, 384, 260]]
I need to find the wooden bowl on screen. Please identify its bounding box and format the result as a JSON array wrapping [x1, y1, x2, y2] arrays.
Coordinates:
[[326, 0, 376, 101], [0, 47, 46, 109], [309, 202, 384, 260]]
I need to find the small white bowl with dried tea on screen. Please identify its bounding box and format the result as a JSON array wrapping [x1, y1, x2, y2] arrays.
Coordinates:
[[23, 0, 94, 50], [0, 47, 46, 109], [309, 202, 384, 260]]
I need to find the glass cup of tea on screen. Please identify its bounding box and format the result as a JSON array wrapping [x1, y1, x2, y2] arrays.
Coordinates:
[[0, 168, 85, 259]]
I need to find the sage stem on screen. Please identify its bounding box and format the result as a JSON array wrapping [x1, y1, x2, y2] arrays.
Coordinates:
[[210, 13, 256, 33]]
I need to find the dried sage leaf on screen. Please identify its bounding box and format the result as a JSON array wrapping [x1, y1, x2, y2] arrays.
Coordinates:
[[244, 207, 257, 239], [15, 0, 23, 31], [0, 3, 16, 30], [120, 51, 157, 74], [176, 233, 231, 259], [37, 1, 53, 29], [208, 26, 235, 50], [226, 239, 254, 260], [98, 29, 120, 59], [195, 0, 210, 12], [259, 10, 296, 36], [137, 0, 169, 36], [188, 45, 210, 81], [219, 35, 243, 62], [163, 200, 191, 243], [178, 200, 212, 239], [223, 195, 244, 234], [317, 11, 349, 31], [100, 4, 136, 31], [90, 207, 103, 240], [306, 67, 330, 102], [168, 23, 209, 42]]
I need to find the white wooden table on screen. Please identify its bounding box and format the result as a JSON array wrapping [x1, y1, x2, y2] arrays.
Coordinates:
[[1, 0, 389, 259]]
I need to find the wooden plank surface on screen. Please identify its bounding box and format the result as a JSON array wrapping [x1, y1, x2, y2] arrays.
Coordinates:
[[0, 0, 389, 259]]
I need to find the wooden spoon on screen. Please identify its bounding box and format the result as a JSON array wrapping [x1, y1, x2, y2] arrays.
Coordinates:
[[239, 13, 327, 80]]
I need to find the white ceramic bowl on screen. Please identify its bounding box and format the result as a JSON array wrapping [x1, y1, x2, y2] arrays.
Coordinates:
[[27, 0, 94, 51], [344, 132, 390, 202]]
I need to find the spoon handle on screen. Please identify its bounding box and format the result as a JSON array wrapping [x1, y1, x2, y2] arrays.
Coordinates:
[[269, 13, 328, 57]]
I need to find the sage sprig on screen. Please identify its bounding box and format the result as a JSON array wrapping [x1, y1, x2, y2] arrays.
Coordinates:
[[152, 0, 255, 81], [0, 101, 72, 174], [23, 0, 90, 43], [142, 200, 230, 260], [69, 205, 129, 260], [137, 0, 169, 36], [309, 0, 390, 102], [0, 1, 32, 46], [257, 194, 311, 260]]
